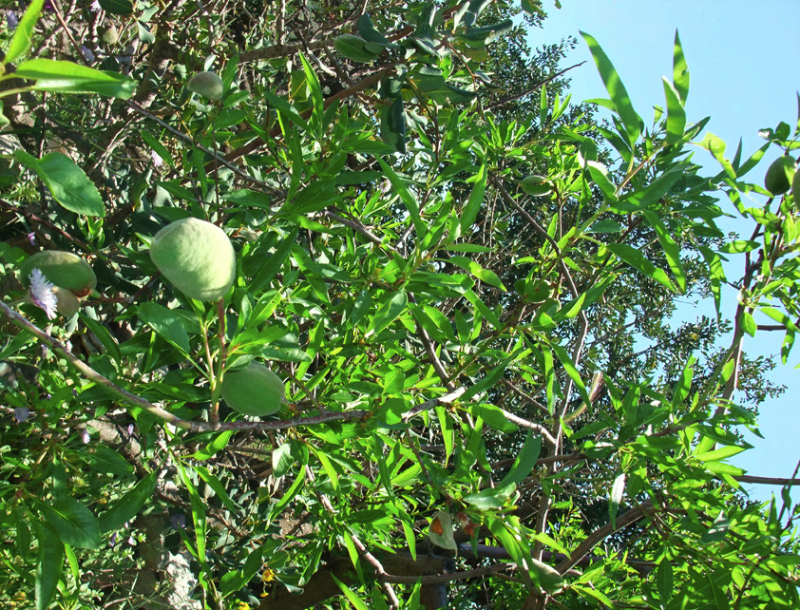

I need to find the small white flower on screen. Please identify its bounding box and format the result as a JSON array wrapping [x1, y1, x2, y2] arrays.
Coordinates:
[[90, 0, 102, 11], [82, 429, 90, 444], [151, 150, 163, 167], [29, 268, 58, 320]]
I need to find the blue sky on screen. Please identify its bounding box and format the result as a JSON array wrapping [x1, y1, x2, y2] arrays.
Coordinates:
[[530, 0, 800, 503]]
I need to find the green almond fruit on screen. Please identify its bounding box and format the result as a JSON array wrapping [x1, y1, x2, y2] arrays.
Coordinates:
[[764, 156, 796, 196], [221, 363, 285, 417], [521, 175, 553, 197], [187, 71, 224, 101], [53, 287, 80, 318], [793, 164, 800, 203], [150, 217, 236, 302], [19, 250, 97, 297]]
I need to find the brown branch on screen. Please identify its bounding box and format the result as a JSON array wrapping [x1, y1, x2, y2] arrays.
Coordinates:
[[485, 62, 586, 110], [736, 475, 800, 486], [401, 387, 466, 421], [556, 500, 653, 574], [0, 299, 368, 433]]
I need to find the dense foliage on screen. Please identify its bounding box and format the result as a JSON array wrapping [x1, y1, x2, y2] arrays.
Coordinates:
[[1, 0, 799, 609]]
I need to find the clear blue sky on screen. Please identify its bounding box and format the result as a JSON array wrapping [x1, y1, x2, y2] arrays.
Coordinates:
[[530, 0, 800, 503]]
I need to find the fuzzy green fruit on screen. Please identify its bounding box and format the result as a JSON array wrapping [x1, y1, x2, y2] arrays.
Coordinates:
[[19, 250, 97, 297], [188, 71, 224, 101], [764, 156, 796, 196], [221, 363, 285, 417], [793, 165, 800, 203], [521, 175, 553, 197], [53, 287, 80, 318], [150, 217, 236, 302]]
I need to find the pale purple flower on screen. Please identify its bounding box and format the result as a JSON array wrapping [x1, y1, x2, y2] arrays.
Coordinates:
[[127, 423, 134, 437], [127, 536, 135, 546], [7, 11, 18, 31], [27, 232, 36, 246], [109, 532, 117, 548], [151, 150, 163, 167], [13, 407, 30, 423], [82, 429, 90, 444], [171, 514, 186, 530], [28, 268, 57, 320], [90, 0, 102, 11], [81, 45, 95, 63]]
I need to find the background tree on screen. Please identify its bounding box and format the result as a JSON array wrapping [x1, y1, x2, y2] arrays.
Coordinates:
[[0, 1, 798, 610]]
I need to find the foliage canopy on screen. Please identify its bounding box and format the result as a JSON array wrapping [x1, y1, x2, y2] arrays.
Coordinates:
[[1, 1, 800, 609]]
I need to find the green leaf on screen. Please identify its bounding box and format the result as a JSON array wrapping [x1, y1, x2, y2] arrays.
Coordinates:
[[195, 465, 240, 514], [500, 432, 542, 487], [606, 243, 676, 292], [140, 131, 174, 168], [5, 0, 44, 65], [551, 343, 592, 407], [272, 443, 293, 478], [531, 557, 565, 592], [34, 522, 63, 610], [367, 290, 408, 337], [643, 210, 686, 292], [428, 511, 458, 550], [695, 445, 745, 462], [137, 302, 191, 354], [472, 404, 518, 434], [309, 445, 339, 492], [657, 558, 674, 602], [15, 59, 136, 99], [39, 497, 101, 549], [263, 91, 311, 132], [446, 256, 506, 290], [741, 310, 757, 338], [699, 132, 735, 179], [79, 314, 122, 363], [99, 472, 159, 533], [672, 30, 690, 104], [581, 32, 641, 143], [87, 445, 135, 476], [461, 163, 486, 231], [463, 483, 515, 510], [332, 574, 370, 610], [587, 164, 618, 200], [193, 430, 234, 461], [376, 158, 425, 238], [662, 77, 686, 145], [609, 472, 625, 529], [699, 246, 726, 319], [250, 228, 298, 293], [380, 96, 406, 154], [99, 0, 134, 15], [298, 52, 324, 134], [14, 151, 105, 217]]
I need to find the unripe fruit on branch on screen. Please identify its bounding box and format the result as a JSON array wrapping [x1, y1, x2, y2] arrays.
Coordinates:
[[53, 287, 80, 318], [793, 165, 800, 203], [221, 363, 285, 417], [520, 175, 553, 197], [764, 156, 796, 196], [19, 250, 97, 297], [187, 71, 224, 101], [149, 217, 236, 302]]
